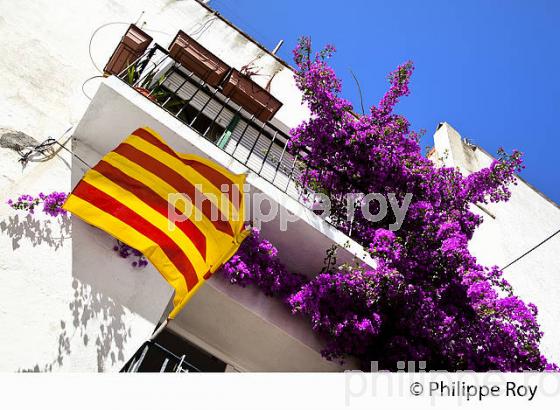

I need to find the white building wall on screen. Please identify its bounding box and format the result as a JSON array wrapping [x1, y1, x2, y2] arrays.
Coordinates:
[[433, 123, 560, 365], [0, 0, 311, 372]]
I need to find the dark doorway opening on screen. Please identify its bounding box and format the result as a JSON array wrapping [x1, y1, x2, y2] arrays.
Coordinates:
[[121, 328, 227, 372]]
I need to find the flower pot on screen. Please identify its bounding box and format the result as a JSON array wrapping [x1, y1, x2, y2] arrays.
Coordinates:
[[134, 86, 157, 101], [222, 69, 283, 122], [168, 30, 230, 87], [104, 24, 153, 76]]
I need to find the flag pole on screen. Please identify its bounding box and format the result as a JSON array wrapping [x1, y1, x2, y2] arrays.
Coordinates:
[[150, 318, 169, 341]]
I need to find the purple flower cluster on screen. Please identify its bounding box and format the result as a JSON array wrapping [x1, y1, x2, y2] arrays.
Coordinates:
[[289, 38, 553, 370], [289, 264, 395, 362], [113, 240, 148, 269], [40, 192, 68, 217], [7, 192, 67, 217], [222, 228, 306, 302], [222, 38, 556, 371]]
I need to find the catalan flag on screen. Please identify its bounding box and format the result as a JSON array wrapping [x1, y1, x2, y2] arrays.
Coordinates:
[[63, 127, 249, 318]]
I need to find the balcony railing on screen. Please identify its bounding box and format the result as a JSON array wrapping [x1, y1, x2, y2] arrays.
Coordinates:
[[121, 340, 201, 373], [114, 44, 316, 205]]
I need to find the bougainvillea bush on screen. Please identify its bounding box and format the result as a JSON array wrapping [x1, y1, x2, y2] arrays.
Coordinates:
[[223, 38, 556, 371]]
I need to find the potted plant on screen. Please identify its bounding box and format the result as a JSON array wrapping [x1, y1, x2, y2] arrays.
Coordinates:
[[104, 24, 153, 76], [222, 68, 283, 122], [124, 63, 172, 102], [168, 30, 230, 87]]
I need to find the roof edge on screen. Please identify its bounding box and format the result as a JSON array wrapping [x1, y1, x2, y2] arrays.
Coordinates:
[[194, 0, 296, 73]]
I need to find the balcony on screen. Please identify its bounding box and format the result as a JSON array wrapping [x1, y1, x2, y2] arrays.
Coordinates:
[[115, 43, 303, 201], [69, 34, 372, 371], [90, 39, 375, 273]]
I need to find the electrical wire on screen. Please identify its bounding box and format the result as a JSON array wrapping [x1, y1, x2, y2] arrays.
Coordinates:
[[501, 228, 560, 270], [81, 75, 105, 100], [89, 21, 131, 73], [17, 127, 93, 169], [88, 19, 173, 74], [188, 15, 218, 40]]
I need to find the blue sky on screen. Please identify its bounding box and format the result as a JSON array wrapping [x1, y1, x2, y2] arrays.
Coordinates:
[[211, 0, 560, 204]]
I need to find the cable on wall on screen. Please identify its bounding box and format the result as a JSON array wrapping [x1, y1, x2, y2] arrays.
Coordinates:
[[17, 127, 93, 170], [88, 18, 173, 74], [501, 228, 560, 270]]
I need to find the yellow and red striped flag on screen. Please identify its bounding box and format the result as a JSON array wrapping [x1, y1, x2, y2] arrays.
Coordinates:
[[63, 127, 249, 318]]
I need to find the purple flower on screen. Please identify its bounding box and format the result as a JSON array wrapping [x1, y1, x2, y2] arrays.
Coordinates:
[[113, 240, 148, 269]]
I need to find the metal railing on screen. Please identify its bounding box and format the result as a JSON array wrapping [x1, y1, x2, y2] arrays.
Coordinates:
[[121, 340, 201, 373], [115, 44, 317, 205]]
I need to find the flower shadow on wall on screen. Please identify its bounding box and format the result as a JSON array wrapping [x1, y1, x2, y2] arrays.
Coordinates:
[[0, 213, 71, 250], [17, 278, 131, 372], [5, 192, 132, 372]]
